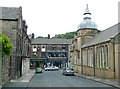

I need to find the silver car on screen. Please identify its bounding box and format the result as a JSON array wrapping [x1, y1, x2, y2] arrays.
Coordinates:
[[63, 68, 74, 76], [44, 66, 59, 71]]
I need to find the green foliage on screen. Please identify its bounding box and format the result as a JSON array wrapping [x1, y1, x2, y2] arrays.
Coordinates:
[[0, 32, 13, 57], [36, 31, 77, 39], [37, 36, 44, 38], [52, 31, 77, 39]]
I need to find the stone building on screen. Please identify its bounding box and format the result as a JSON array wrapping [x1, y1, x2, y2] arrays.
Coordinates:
[[30, 36, 72, 69], [21, 20, 31, 76], [70, 4, 120, 80], [0, 6, 31, 85]]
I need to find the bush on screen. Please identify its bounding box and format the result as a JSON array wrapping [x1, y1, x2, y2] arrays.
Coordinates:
[[0, 32, 13, 57]]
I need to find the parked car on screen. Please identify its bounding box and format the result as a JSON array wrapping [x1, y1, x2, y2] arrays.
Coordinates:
[[35, 67, 42, 73], [63, 68, 74, 76], [44, 66, 59, 71]]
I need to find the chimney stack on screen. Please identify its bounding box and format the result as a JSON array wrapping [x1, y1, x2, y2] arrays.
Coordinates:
[[32, 33, 34, 39], [48, 34, 50, 39]]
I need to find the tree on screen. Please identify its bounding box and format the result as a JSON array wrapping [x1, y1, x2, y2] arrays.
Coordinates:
[[0, 32, 13, 57], [37, 36, 44, 38], [52, 31, 77, 39]]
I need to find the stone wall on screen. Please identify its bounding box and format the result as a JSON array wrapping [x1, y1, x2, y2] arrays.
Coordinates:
[[0, 20, 18, 80], [0, 7, 32, 87], [22, 58, 30, 76], [81, 42, 117, 79], [2, 56, 10, 85]]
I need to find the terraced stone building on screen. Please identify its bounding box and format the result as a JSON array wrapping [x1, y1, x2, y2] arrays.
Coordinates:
[[70, 5, 120, 80], [30, 36, 72, 69], [0, 6, 31, 85]]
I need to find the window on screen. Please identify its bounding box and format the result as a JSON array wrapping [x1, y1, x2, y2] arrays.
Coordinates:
[[62, 45, 66, 49], [52, 45, 55, 50], [96, 47, 100, 68], [33, 47, 37, 52], [99, 47, 102, 68], [41, 53, 45, 58], [90, 48, 93, 67], [77, 52, 80, 59], [87, 49, 90, 66], [101, 46, 105, 68], [105, 45, 108, 69], [83, 49, 87, 66], [74, 51, 77, 64]]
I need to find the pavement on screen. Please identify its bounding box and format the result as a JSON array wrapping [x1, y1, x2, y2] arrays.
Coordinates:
[[1, 69, 120, 88], [75, 73, 120, 88], [10, 69, 35, 83], [2, 69, 35, 88]]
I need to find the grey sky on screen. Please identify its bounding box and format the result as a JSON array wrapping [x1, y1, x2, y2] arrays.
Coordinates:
[[0, 0, 119, 37]]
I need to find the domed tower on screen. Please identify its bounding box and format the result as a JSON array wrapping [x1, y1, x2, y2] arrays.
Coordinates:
[[77, 4, 99, 46]]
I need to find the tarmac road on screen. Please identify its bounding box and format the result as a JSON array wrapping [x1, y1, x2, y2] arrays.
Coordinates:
[[27, 70, 112, 87]]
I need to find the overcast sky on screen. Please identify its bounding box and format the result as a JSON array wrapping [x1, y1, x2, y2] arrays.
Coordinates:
[[0, 0, 119, 38]]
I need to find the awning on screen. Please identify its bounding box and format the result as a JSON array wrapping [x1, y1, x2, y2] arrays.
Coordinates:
[[47, 57, 67, 62], [30, 58, 46, 61]]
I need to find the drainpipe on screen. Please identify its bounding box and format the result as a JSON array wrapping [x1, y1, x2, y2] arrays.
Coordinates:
[[118, 42, 120, 86], [113, 43, 115, 79], [93, 46, 95, 76], [118, 43, 120, 86], [81, 48, 83, 74], [111, 38, 116, 79], [118, 1, 120, 85]]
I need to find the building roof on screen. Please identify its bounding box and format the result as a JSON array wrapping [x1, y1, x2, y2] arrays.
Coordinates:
[[77, 4, 97, 30], [31, 38, 72, 45], [0, 6, 20, 20], [28, 34, 33, 39], [82, 23, 120, 48], [84, 4, 91, 15]]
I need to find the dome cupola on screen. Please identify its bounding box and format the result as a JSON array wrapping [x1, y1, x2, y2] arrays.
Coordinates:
[[78, 4, 97, 30]]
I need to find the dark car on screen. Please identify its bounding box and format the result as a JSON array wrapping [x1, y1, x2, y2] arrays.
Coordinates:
[[63, 68, 74, 76], [35, 67, 42, 73]]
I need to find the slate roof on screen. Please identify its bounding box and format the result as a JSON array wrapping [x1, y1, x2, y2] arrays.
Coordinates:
[[31, 38, 72, 45], [0, 6, 20, 20], [82, 23, 120, 48], [28, 34, 32, 39]]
